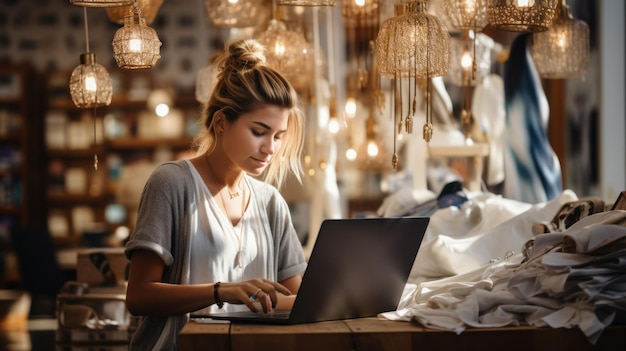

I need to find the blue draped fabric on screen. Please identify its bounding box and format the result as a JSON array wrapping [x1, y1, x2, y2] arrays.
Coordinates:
[[503, 34, 563, 203]]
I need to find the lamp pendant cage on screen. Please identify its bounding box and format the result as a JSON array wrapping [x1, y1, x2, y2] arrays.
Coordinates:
[[488, 0, 559, 32], [530, 0, 589, 79], [112, 5, 162, 69]]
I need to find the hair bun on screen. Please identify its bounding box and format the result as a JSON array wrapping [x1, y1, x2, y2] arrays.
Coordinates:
[[221, 39, 267, 73]]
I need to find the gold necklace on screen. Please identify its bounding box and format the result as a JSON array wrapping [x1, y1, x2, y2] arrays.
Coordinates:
[[205, 155, 247, 268], [205, 155, 243, 199]]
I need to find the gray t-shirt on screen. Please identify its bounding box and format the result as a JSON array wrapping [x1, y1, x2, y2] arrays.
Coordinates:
[[125, 160, 307, 350]]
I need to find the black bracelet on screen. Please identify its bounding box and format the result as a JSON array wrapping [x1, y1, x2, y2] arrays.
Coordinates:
[[214, 282, 224, 309]]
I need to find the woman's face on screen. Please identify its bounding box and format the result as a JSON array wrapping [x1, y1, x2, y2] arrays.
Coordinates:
[[222, 104, 289, 176]]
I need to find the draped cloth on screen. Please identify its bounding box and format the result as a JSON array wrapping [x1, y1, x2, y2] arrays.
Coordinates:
[[383, 210, 626, 345], [503, 34, 562, 204]]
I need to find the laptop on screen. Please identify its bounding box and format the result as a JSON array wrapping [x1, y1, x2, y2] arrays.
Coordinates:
[[192, 216, 429, 324]]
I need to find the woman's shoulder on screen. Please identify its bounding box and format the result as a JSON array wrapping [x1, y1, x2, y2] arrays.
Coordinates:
[[247, 176, 279, 195], [147, 160, 193, 186]]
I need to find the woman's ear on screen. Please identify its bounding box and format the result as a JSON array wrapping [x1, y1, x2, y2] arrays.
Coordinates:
[[213, 110, 226, 134]]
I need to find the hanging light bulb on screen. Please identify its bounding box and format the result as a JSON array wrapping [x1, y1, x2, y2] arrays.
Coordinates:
[[106, 0, 164, 25], [112, 3, 162, 69], [488, 0, 559, 32], [447, 31, 493, 86], [529, 0, 589, 79], [69, 52, 113, 109]]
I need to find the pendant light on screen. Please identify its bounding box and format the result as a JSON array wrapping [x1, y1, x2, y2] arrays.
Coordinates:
[[488, 0, 559, 32], [106, 0, 164, 25], [112, 0, 162, 69], [529, 0, 589, 79], [204, 0, 265, 28], [68, 7, 112, 170], [438, 0, 490, 32], [255, 2, 314, 92], [69, 53, 113, 109], [375, 0, 450, 147]]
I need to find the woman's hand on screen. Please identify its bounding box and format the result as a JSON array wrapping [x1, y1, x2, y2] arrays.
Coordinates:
[[217, 278, 292, 313]]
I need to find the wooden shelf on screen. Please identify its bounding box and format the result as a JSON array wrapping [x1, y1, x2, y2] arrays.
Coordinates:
[[107, 137, 193, 150]]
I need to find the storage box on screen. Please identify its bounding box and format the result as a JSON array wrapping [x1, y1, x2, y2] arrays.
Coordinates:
[[76, 248, 129, 286]]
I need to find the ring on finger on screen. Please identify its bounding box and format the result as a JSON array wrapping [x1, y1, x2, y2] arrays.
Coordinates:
[[250, 288, 262, 301]]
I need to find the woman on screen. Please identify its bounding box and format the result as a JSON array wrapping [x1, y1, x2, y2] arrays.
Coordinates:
[[124, 39, 307, 350]]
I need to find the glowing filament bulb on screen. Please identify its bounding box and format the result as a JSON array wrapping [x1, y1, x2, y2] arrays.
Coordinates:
[[367, 140, 379, 157], [354, 0, 365, 7], [274, 42, 286, 56], [556, 32, 567, 48], [345, 147, 357, 161], [129, 38, 142, 52], [228, 0, 238, 3], [345, 98, 357, 119], [517, 0, 534, 7], [461, 50, 472, 70], [84, 75, 97, 92]]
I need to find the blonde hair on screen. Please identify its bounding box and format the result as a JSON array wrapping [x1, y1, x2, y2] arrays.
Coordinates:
[[193, 39, 304, 188]]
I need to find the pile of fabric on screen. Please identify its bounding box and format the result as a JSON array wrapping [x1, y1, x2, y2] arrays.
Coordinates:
[[382, 191, 626, 345]]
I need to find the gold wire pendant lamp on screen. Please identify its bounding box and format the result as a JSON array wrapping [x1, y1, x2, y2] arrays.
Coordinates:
[[68, 7, 111, 171], [106, 0, 163, 25], [69, 52, 113, 109], [375, 0, 450, 152], [375, 1, 450, 79], [529, 0, 589, 79], [255, 19, 314, 92], [439, 0, 490, 32], [70, 0, 132, 7], [204, 0, 265, 28], [488, 0, 559, 32], [112, 2, 162, 69]]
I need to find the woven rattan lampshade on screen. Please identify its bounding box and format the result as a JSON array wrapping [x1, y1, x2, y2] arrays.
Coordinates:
[[439, 0, 490, 32], [70, 0, 133, 7], [112, 6, 161, 69], [488, 0, 559, 32], [106, 0, 163, 25], [255, 19, 314, 91], [69, 52, 113, 109], [375, 1, 450, 79], [529, 0, 589, 78], [204, 0, 264, 28]]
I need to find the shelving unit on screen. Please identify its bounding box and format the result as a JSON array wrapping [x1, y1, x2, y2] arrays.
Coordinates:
[[44, 70, 201, 248], [0, 64, 45, 247]]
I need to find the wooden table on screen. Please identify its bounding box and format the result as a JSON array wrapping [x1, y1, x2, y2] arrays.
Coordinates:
[[179, 317, 626, 351]]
